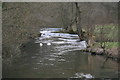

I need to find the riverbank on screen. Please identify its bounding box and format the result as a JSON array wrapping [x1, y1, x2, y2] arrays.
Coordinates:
[[82, 42, 119, 62]]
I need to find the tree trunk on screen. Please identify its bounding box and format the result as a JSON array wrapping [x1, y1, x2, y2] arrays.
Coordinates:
[[75, 2, 84, 41], [64, 2, 84, 41]]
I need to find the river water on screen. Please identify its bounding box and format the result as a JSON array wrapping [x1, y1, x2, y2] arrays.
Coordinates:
[[3, 28, 118, 78]]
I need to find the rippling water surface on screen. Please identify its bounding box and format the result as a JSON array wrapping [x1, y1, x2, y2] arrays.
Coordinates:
[[3, 28, 118, 78]]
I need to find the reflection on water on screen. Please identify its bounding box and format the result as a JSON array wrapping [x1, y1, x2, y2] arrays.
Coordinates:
[[3, 28, 118, 78]]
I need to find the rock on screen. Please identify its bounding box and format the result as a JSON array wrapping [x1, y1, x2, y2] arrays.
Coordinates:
[[92, 48, 104, 55], [86, 48, 104, 55], [106, 48, 118, 58], [91, 51, 96, 55], [19, 43, 26, 48], [37, 33, 42, 37]]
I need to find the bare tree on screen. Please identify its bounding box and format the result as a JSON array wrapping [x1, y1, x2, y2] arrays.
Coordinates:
[[75, 2, 83, 41]]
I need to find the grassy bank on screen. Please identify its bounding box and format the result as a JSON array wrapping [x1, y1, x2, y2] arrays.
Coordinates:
[[93, 42, 118, 49], [93, 24, 118, 42], [81, 24, 119, 62], [86, 42, 119, 62]]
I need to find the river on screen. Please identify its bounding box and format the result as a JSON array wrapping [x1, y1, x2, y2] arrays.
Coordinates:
[[3, 28, 118, 78]]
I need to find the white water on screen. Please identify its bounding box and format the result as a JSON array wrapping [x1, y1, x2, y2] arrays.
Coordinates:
[[35, 28, 87, 51]]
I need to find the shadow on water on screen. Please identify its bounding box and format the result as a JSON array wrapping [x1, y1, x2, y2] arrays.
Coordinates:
[[3, 28, 118, 78]]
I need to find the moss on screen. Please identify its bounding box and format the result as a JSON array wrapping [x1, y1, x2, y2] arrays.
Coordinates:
[[93, 24, 118, 42], [104, 42, 118, 48], [92, 42, 118, 49]]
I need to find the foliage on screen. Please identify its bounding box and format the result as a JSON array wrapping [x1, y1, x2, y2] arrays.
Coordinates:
[[93, 24, 118, 42], [93, 42, 118, 49]]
